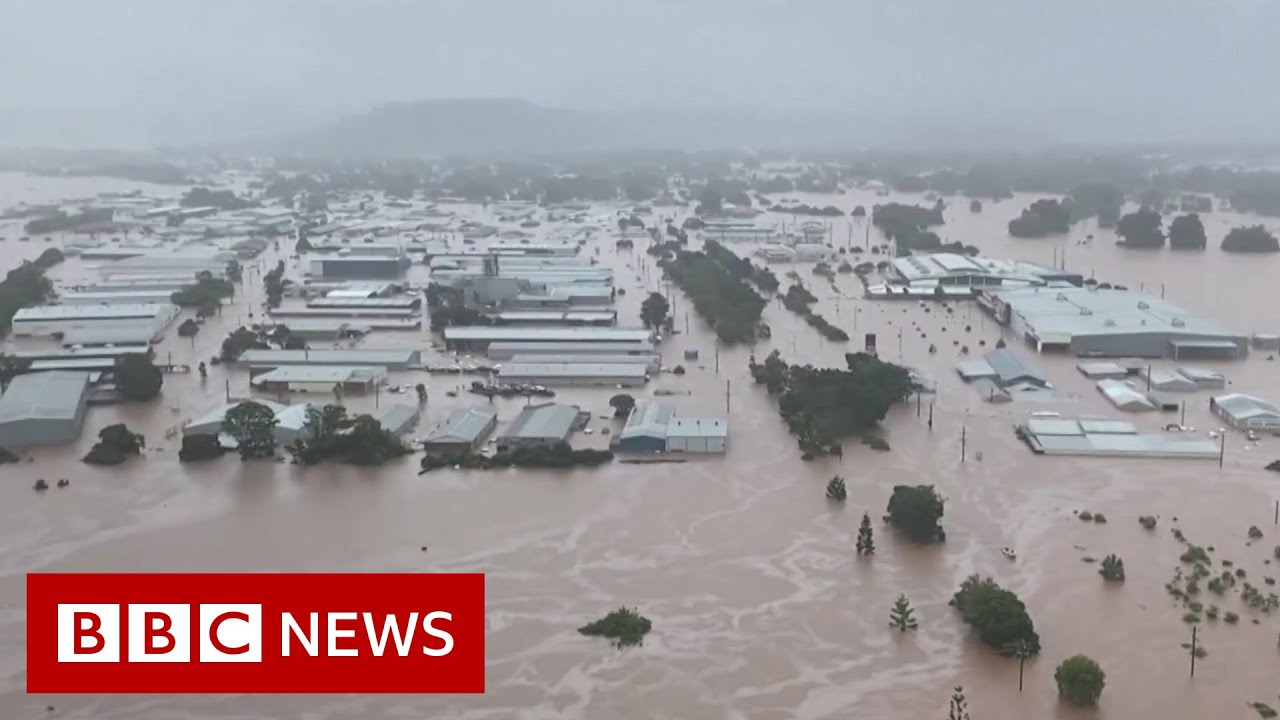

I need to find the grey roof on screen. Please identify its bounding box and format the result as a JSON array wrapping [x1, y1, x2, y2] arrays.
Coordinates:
[[507, 354, 656, 367], [620, 403, 676, 441], [29, 358, 117, 372], [372, 404, 420, 435], [998, 287, 1242, 342], [956, 359, 996, 381], [59, 290, 178, 305], [1213, 394, 1280, 420], [1077, 361, 1128, 379], [1097, 379, 1156, 411], [7, 346, 152, 361], [251, 365, 386, 385], [307, 297, 419, 308], [425, 406, 497, 443], [13, 304, 174, 321], [1020, 417, 1220, 459], [890, 253, 1062, 284], [486, 341, 656, 356], [982, 348, 1048, 387], [0, 371, 90, 422], [498, 362, 649, 380], [269, 307, 420, 318], [444, 326, 653, 343], [500, 403, 580, 441], [266, 318, 373, 334], [1177, 367, 1225, 384], [1138, 367, 1197, 391], [236, 349, 419, 366], [494, 310, 617, 323], [971, 378, 1011, 403]]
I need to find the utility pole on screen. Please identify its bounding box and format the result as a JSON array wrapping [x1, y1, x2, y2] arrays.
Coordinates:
[[960, 425, 967, 464], [725, 379, 731, 414], [224, 379, 230, 402], [1180, 401, 1187, 427], [715, 341, 720, 374], [685, 312, 689, 333], [1219, 433, 1226, 468], [928, 403, 934, 431], [1189, 626, 1198, 678]]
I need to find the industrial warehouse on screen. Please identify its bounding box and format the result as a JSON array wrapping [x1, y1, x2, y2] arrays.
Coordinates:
[[235, 349, 421, 370], [443, 326, 654, 352], [11, 304, 180, 339], [0, 371, 92, 448], [421, 407, 499, 453], [613, 403, 729, 453], [496, 361, 649, 388], [250, 365, 386, 395], [982, 286, 1248, 359]]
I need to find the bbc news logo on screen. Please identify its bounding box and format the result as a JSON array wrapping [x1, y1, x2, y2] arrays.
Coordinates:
[[27, 573, 484, 693]]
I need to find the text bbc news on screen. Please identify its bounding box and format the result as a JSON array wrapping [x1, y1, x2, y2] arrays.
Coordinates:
[[28, 573, 485, 693]]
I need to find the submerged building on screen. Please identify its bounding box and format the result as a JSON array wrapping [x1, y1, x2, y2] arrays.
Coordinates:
[[421, 406, 498, 453], [613, 403, 729, 453], [867, 253, 1081, 298], [496, 403, 584, 450], [1210, 394, 1280, 432], [982, 287, 1247, 359], [0, 371, 91, 448]]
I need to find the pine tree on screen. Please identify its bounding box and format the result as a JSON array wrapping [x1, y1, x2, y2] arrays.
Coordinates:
[[856, 512, 875, 555], [949, 686, 970, 720], [826, 476, 847, 501], [889, 594, 918, 631]]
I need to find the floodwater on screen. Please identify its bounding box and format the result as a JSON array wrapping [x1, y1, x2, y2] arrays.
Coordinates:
[[2, 172, 1280, 719]]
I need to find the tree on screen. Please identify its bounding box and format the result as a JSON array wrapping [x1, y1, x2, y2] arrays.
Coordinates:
[[287, 404, 408, 466], [83, 423, 145, 465], [1055, 655, 1105, 706], [826, 476, 847, 501], [177, 318, 200, 337], [609, 393, 636, 419], [1008, 199, 1071, 237], [115, 354, 163, 401], [886, 485, 945, 543], [856, 512, 875, 555], [640, 292, 670, 330], [1099, 554, 1125, 581], [171, 273, 235, 308], [1168, 213, 1207, 250], [221, 401, 279, 460], [889, 594, 918, 631], [948, 686, 970, 720], [1115, 208, 1164, 248], [225, 260, 243, 283], [179, 434, 224, 462], [416, 383, 428, 404], [950, 575, 1041, 654], [0, 354, 32, 391], [197, 361, 208, 380], [1222, 225, 1280, 253]]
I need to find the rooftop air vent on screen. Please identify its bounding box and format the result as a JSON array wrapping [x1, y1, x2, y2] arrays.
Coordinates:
[[1056, 293, 1068, 301], [1080, 308, 1094, 316], [1104, 319, 1116, 327], [1171, 318, 1186, 327], [1137, 301, 1149, 310]]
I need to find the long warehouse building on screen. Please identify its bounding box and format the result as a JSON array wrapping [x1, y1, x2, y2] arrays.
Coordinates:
[[236, 348, 421, 370], [444, 326, 654, 352], [496, 362, 649, 388], [11, 304, 179, 339], [983, 287, 1248, 359], [486, 340, 657, 360]]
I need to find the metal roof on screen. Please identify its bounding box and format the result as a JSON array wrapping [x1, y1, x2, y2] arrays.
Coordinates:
[[982, 348, 1048, 387], [184, 399, 290, 435], [236, 349, 419, 366], [1096, 380, 1156, 411], [1213, 393, 1280, 420], [425, 406, 497, 443], [890, 253, 1061, 284], [29, 358, 117, 372], [265, 318, 373, 334], [486, 341, 656, 355], [0, 371, 89, 422], [1138, 367, 1197, 391], [251, 365, 386, 384], [498, 362, 649, 380], [60, 325, 160, 346], [999, 287, 1242, 342], [1020, 418, 1219, 459], [494, 310, 617, 323], [1077, 361, 1128, 378], [307, 297, 419, 308], [444, 326, 653, 343], [620, 403, 675, 440], [506, 354, 656, 367], [500, 403, 580, 440], [13, 304, 174, 321], [372, 404, 419, 435], [59, 290, 178, 305]]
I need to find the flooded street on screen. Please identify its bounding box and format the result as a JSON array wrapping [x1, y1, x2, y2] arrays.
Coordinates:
[[2, 173, 1280, 719]]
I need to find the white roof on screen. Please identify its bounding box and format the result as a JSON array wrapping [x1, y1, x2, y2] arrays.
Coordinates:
[[1214, 393, 1280, 420], [0, 371, 89, 422], [498, 362, 648, 379]]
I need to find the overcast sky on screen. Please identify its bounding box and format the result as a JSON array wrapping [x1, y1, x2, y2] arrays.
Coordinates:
[[2, 0, 1278, 147]]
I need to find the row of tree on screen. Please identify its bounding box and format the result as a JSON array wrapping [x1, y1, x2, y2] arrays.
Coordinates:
[[780, 284, 848, 342], [660, 248, 767, 344], [748, 351, 914, 458], [420, 441, 613, 473], [180, 401, 408, 465]]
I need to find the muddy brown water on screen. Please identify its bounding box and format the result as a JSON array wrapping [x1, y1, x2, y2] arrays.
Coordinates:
[[2, 173, 1280, 719]]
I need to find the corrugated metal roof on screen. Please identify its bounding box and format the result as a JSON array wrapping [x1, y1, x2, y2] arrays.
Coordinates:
[[487, 341, 656, 355], [983, 348, 1047, 386], [425, 406, 496, 443], [500, 403, 579, 440], [14, 304, 173, 321], [0, 371, 89, 422], [1214, 393, 1280, 420], [372, 404, 419, 435], [445, 326, 652, 342], [498, 362, 648, 380], [620, 403, 675, 440], [236, 349, 419, 366], [251, 365, 386, 384]]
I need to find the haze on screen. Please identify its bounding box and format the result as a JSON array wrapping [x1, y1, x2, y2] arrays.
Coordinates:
[[2, 0, 1279, 150]]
